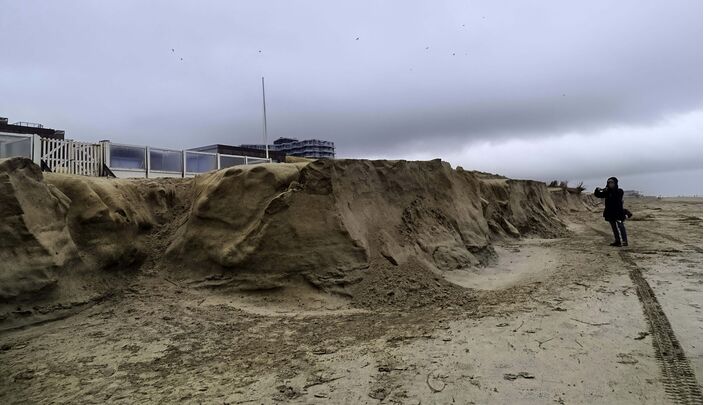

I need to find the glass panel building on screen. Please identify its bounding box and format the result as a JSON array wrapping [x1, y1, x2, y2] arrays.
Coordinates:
[[241, 137, 335, 159]]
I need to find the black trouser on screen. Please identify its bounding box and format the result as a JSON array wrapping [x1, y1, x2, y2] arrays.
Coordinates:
[[609, 220, 627, 243]]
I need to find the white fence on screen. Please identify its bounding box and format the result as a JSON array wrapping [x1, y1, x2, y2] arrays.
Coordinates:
[[41, 138, 103, 176], [106, 143, 271, 179], [0, 133, 271, 178]]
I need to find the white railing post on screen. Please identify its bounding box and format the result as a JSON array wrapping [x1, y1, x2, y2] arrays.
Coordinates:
[[68, 140, 74, 175], [216, 153, 221, 170], [145, 146, 151, 178], [99, 140, 110, 174], [182, 151, 187, 177], [31, 135, 41, 165]]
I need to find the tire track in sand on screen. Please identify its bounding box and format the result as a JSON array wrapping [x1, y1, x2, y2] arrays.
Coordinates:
[[619, 251, 702, 404], [647, 230, 703, 254]]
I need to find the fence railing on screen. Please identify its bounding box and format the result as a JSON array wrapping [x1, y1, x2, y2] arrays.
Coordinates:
[[0, 133, 271, 178], [41, 137, 102, 176], [106, 142, 272, 178]]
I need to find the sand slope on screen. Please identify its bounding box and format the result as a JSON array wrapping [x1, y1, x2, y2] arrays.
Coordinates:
[[1, 158, 699, 404], [0, 157, 590, 322], [0, 158, 77, 300], [166, 159, 572, 295], [0, 158, 191, 325]]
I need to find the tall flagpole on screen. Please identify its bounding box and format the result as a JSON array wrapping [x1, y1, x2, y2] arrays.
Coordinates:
[[261, 76, 269, 160]]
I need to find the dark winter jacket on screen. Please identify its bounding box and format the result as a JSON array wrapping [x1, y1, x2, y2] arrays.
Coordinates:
[[594, 177, 625, 221]]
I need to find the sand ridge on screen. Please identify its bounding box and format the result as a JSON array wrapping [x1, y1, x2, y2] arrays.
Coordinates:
[[0, 157, 587, 325], [1, 157, 701, 404]]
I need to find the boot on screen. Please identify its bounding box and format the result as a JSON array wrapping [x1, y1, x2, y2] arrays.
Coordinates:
[[609, 241, 622, 247]]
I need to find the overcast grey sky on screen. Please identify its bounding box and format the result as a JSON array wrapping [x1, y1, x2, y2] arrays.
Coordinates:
[[1, 1, 701, 195]]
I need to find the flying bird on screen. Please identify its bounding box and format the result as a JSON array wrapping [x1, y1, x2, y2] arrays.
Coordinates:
[[355, 37, 359, 40], [171, 48, 174, 52]]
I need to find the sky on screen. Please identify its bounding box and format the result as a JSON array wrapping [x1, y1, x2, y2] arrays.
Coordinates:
[[1, 1, 701, 195]]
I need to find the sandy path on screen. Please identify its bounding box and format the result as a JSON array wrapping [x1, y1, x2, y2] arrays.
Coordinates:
[[0, 197, 701, 404]]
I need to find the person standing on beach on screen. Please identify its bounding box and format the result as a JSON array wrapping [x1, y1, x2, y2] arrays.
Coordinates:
[[594, 177, 628, 247]]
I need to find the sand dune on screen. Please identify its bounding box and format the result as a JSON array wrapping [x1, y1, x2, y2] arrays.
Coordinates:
[[0, 157, 589, 323], [1, 157, 700, 404]]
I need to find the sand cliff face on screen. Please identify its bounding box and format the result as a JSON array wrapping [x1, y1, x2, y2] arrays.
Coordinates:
[[0, 158, 189, 324], [549, 187, 600, 214], [479, 178, 565, 239], [0, 158, 77, 300], [166, 159, 569, 293], [1, 157, 586, 321], [44, 173, 187, 271]]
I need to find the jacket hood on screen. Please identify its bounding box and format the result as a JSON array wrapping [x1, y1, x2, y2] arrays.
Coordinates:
[[607, 177, 619, 188]]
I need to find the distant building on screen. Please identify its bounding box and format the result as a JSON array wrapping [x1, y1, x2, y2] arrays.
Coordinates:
[[623, 190, 643, 198], [189, 144, 287, 163], [0, 117, 65, 140], [241, 137, 335, 159]]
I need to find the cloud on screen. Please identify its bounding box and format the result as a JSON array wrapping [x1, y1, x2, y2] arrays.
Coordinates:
[[0, 0, 701, 193], [379, 109, 702, 195]]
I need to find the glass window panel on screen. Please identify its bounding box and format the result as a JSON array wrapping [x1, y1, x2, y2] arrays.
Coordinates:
[[247, 157, 269, 165], [219, 155, 246, 169], [186, 152, 217, 173], [0, 135, 31, 158], [110, 145, 146, 169], [150, 149, 182, 172]]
